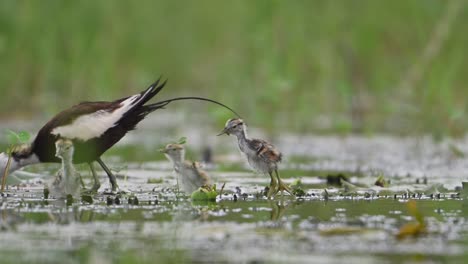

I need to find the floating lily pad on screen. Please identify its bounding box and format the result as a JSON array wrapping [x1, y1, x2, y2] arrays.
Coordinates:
[[191, 185, 218, 201]]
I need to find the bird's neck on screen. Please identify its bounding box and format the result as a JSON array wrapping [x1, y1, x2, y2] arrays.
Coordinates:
[[168, 153, 184, 167], [235, 128, 249, 146], [61, 156, 74, 176], [173, 158, 183, 167]]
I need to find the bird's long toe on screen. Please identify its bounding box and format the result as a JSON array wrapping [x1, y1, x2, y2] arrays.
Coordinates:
[[275, 180, 295, 197], [91, 182, 101, 193], [267, 185, 277, 198]]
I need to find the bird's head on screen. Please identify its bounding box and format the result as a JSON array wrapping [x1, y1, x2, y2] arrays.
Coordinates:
[[0, 143, 38, 176], [55, 138, 74, 161], [160, 143, 185, 164], [217, 118, 245, 137]]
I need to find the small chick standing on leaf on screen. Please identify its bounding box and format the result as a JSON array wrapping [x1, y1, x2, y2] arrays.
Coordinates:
[[218, 118, 293, 198], [49, 138, 81, 198], [160, 143, 210, 194]]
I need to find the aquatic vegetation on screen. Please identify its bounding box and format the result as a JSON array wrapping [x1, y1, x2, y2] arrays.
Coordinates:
[[374, 175, 389, 187], [396, 200, 426, 240], [0, 129, 466, 262], [290, 178, 306, 197], [1, 130, 31, 191], [191, 184, 223, 201], [147, 178, 164, 184]]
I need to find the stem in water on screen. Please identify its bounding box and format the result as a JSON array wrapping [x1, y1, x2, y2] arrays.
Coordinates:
[[1, 154, 12, 192]]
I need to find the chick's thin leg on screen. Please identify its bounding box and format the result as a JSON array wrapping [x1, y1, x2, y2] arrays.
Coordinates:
[[267, 172, 278, 198], [274, 169, 294, 197]]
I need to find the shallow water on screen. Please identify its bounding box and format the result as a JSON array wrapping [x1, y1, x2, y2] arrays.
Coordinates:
[[1, 116, 468, 264]]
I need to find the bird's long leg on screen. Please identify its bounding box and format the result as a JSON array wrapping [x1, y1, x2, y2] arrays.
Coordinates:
[[274, 169, 294, 197], [96, 158, 119, 191], [88, 162, 101, 192], [267, 172, 278, 199], [78, 173, 86, 189]]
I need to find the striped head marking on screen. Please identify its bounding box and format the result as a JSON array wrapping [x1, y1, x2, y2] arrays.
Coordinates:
[[160, 143, 185, 164], [55, 138, 74, 159], [218, 118, 245, 136]]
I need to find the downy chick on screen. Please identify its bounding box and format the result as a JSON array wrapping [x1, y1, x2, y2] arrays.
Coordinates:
[[49, 138, 81, 198], [218, 118, 293, 198], [161, 143, 210, 194]]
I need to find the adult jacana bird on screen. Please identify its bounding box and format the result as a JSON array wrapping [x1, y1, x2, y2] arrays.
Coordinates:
[[0, 79, 240, 192]]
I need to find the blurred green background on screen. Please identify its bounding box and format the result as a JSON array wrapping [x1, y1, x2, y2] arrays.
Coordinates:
[[0, 0, 467, 136]]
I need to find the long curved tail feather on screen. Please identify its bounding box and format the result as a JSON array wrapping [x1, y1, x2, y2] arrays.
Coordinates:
[[139, 96, 242, 118]]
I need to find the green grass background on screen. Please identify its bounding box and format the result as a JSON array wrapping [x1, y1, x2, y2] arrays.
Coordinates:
[[0, 0, 467, 136]]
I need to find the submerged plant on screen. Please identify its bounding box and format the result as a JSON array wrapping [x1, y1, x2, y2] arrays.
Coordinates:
[[1, 130, 31, 192]]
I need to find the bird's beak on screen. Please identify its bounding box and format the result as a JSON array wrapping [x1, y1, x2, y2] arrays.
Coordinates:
[[159, 148, 167, 154], [217, 128, 230, 136]]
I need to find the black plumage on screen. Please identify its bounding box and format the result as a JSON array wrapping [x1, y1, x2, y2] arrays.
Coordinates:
[[32, 79, 167, 164]]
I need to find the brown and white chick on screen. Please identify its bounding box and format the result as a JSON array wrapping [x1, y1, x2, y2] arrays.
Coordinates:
[[49, 138, 81, 198], [218, 118, 293, 198], [161, 143, 210, 194]]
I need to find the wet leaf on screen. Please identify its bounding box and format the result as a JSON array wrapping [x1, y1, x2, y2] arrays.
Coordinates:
[[290, 179, 305, 196], [177, 137, 187, 145], [292, 188, 305, 197], [191, 185, 218, 201]]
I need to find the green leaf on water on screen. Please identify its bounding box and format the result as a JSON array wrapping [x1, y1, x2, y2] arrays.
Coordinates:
[[191, 185, 218, 201]]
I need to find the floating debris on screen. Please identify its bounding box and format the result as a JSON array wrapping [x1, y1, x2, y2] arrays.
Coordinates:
[[374, 175, 389, 187], [81, 195, 93, 204], [396, 200, 426, 240], [326, 173, 349, 187]]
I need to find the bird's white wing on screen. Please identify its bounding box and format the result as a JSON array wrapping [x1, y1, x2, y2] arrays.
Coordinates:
[[51, 95, 139, 141]]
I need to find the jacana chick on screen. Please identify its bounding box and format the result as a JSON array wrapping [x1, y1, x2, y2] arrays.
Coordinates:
[[49, 138, 81, 198], [161, 143, 210, 194], [218, 118, 293, 198]]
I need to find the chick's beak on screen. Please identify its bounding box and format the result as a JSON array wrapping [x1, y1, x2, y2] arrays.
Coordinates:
[[159, 148, 167, 154], [217, 128, 230, 136]]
